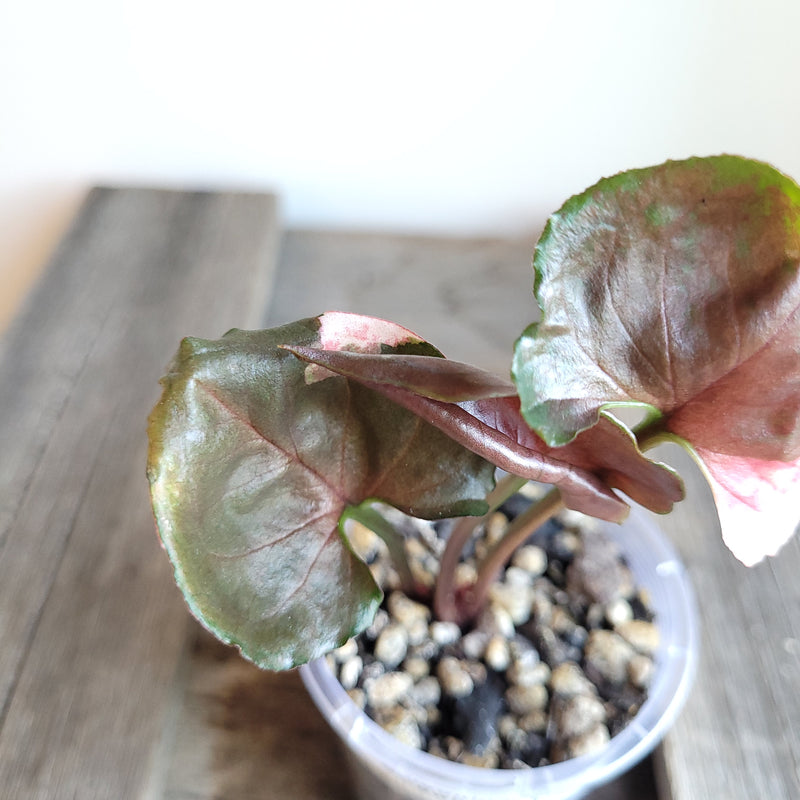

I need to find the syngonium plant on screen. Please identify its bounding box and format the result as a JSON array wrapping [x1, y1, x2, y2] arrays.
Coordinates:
[[147, 155, 800, 671]]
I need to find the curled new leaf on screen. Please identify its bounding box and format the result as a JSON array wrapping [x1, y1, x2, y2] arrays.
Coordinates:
[[462, 397, 683, 514], [284, 347, 517, 402], [147, 314, 494, 670], [286, 346, 684, 520], [513, 155, 800, 561]]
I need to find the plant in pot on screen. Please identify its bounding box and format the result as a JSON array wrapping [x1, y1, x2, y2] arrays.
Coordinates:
[[147, 155, 800, 800]]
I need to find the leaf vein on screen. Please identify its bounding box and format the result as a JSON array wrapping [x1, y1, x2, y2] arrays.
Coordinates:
[[208, 508, 337, 560], [603, 248, 671, 399], [195, 380, 348, 503]]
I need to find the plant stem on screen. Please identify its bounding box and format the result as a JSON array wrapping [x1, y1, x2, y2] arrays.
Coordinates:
[[459, 488, 565, 623], [340, 503, 418, 597], [633, 415, 672, 453], [433, 474, 528, 622]]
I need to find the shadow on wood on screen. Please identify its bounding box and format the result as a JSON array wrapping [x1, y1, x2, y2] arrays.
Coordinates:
[[164, 630, 354, 799]]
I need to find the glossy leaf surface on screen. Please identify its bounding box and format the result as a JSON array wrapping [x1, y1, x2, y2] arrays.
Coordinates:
[[462, 396, 683, 514], [514, 155, 800, 561], [285, 347, 517, 401], [147, 314, 494, 669]]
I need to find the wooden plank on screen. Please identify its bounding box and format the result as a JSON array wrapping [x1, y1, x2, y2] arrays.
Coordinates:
[[652, 445, 800, 800], [266, 228, 539, 373], [0, 187, 280, 799], [163, 630, 353, 800]]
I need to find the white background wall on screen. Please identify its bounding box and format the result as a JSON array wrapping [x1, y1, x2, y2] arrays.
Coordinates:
[[2, 0, 799, 331]]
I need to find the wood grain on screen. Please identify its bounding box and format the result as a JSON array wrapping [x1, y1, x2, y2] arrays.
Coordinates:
[[163, 630, 352, 800], [0, 188, 279, 799], [268, 228, 541, 373], [651, 444, 800, 800]]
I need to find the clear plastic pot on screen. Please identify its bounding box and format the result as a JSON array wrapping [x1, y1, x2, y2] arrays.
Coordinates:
[[301, 506, 699, 800]]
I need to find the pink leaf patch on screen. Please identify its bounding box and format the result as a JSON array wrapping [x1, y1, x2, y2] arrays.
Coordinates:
[[305, 311, 429, 383], [693, 447, 800, 564], [318, 311, 423, 351]]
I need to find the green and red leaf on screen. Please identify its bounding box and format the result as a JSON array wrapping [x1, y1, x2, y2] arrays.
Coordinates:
[[513, 155, 800, 561], [147, 314, 494, 670], [463, 396, 683, 514]]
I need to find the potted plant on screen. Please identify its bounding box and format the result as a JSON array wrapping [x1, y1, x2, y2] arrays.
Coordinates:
[[147, 155, 800, 798]]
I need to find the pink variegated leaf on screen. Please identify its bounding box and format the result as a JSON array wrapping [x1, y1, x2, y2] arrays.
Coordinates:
[[665, 299, 800, 461], [513, 155, 800, 560], [514, 156, 800, 452], [147, 314, 494, 670]]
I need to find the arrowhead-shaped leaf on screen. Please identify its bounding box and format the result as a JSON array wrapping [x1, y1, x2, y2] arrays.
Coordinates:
[[513, 155, 800, 561], [147, 314, 494, 669]]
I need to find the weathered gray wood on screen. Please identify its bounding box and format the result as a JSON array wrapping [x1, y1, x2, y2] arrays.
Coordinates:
[[163, 629, 352, 800], [0, 187, 280, 799], [651, 445, 800, 800], [268, 228, 541, 373]]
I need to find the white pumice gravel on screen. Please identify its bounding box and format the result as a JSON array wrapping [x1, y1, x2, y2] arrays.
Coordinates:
[[584, 630, 638, 685], [615, 619, 660, 655], [563, 723, 611, 759], [374, 623, 409, 668], [511, 545, 548, 577], [507, 656, 550, 687], [387, 591, 430, 645], [550, 662, 599, 698], [505, 683, 549, 715], [364, 671, 414, 709], [328, 497, 658, 769], [484, 635, 511, 671], [377, 706, 424, 749], [489, 581, 534, 625], [429, 620, 461, 647], [402, 655, 431, 681], [476, 604, 515, 639], [551, 693, 607, 738], [339, 655, 363, 690], [605, 597, 635, 627], [628, 653, 656, 688], [437, 656, 475, 698], [460, 630, 489, 660], [409, 675, 442, 708]]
